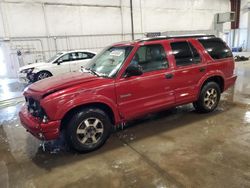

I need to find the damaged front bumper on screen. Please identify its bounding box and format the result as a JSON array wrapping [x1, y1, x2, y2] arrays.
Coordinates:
[[18, 72, 29, 83], [18, 72, 36, 83], [19, 105, 60, 140]]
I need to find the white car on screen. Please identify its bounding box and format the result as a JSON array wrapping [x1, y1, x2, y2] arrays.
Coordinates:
[[18, 50, 96, 83]]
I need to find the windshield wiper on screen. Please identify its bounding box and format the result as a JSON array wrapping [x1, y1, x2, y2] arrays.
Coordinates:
[[89, 69, 100, 77], [82, 67, 100, 77]]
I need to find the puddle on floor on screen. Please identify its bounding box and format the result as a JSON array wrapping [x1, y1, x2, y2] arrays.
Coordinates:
[[233, 61, 250, 105]]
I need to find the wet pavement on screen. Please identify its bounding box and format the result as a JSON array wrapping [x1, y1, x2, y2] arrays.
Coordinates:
[[0, 62, 250, 188], [0, 79, 26, 101]]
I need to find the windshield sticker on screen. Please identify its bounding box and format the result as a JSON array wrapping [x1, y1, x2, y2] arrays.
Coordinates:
[[110, 50, 124, 56]]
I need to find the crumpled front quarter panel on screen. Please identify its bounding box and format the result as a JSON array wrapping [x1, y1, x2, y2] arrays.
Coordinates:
[[40, 79, 118, 121]]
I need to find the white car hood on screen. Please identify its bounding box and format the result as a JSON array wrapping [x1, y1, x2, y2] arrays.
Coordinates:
[[19, 62, 50, 71]]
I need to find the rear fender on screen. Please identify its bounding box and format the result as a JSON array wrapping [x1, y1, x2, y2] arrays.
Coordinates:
[[196, 71, 225, 99]]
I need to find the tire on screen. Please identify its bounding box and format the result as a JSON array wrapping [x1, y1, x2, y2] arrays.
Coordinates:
[[193, 82, 221, 113], [66, 108, 112, 152], [35, 71, 52, 81]]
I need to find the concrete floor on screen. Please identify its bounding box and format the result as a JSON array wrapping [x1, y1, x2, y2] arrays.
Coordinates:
[[0, 78, 26, 101], [0, 62, 250, 188]]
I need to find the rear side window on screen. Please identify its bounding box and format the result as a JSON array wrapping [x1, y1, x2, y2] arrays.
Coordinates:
[[189, 43, 201, 63], [170, 41, 201, 66], [77, 52, 88, 60], [198, 38, 232, 60]]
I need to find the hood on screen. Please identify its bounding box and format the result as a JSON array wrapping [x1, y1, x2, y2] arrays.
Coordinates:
[[19, 62, 48, 71], [26, 72, 100, 98]]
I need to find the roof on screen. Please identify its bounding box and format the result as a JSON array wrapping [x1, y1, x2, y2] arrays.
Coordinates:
[[60, 49, 97, 54], [113, 34, 216, 46], [137, 34, 216, 42]]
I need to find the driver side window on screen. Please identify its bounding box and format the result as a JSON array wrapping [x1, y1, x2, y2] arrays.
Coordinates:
[[58, 53, 72, 63], [131, 44, 169, 73]]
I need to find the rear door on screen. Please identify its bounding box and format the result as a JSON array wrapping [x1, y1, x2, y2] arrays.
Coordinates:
[[169, 40, 207, 105]]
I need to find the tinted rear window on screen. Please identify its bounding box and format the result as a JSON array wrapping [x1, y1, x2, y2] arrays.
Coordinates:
[[198, 38, 232, 60], [170, 41, 201, 66]]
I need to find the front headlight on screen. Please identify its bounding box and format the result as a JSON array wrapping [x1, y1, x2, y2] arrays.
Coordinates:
[[20, 68, 34, 74]]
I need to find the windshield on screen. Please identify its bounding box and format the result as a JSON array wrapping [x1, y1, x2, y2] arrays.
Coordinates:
[[86, 46, 133, 78], [46, 53, 63, 63]]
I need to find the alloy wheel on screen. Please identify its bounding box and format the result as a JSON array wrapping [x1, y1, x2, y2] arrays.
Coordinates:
[[76, 117, 104, 145], [204, 88, 218, 109], [37, 72, 50, 80]]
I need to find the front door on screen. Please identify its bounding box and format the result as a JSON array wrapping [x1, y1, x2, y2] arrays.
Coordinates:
[[70, 52, 93, 72], [116, 43, 175, 120], [51, 53, 72, 76]]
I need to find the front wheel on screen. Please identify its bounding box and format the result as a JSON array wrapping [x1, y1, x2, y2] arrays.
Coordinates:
[[66, 108, 112, 152], [193, 82, 221, 113], [35, 71, 52, 81]]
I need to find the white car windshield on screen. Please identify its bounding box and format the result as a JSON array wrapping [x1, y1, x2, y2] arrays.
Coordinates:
[[46, 53, 63, 63], [86, 46, 133, 78]]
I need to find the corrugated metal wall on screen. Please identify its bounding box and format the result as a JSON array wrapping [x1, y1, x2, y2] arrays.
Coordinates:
[[0, 0, 231, 78]]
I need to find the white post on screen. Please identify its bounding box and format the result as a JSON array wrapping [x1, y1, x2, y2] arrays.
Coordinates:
[[247, 11, 250, 51]]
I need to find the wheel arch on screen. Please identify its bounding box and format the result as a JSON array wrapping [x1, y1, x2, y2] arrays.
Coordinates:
[[60, 102, 116, 131], [35, 70, 53, 81], [201, 75, 224, 93], [36, 70, 53, 76]]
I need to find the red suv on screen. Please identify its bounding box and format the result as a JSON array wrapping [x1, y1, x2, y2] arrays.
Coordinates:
[[19, 35, 237, 152]]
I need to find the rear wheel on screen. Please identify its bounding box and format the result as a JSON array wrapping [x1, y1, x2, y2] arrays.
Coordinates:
[[193, 82, 221, 113], [66, 108, 112, 152]]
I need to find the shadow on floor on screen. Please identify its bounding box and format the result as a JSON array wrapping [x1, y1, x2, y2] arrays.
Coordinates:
[[31, 100, 236, 171]]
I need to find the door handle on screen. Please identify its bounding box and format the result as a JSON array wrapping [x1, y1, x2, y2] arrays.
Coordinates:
[[199, 67, 206, 72], [165, 73, 173, 79]]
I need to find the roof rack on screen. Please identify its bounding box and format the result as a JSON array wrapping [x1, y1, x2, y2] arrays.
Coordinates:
[[139, 34, 215, 42]]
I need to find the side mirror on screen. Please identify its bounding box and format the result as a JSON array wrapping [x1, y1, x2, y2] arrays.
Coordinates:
[[125, 64, 143, 77], [57, 59, 63, 65]]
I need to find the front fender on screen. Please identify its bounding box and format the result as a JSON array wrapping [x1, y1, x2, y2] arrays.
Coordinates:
[[42, 92, 120, 124], [32, 68, 43, 74]]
